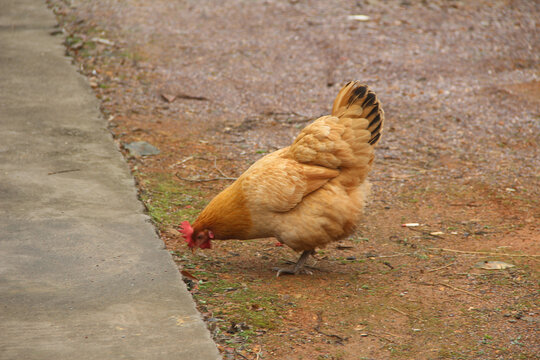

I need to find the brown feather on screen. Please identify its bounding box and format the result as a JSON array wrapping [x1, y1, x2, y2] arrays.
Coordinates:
[[188, 81, 384, 254], [192, 181, 252, 240]]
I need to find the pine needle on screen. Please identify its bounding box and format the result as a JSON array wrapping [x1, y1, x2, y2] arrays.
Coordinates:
[[429, 247, 539, 258]]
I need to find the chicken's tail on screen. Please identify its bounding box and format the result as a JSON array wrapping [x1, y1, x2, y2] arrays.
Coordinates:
[[331, 81, 384, 146], [287, 81, 384, 182]]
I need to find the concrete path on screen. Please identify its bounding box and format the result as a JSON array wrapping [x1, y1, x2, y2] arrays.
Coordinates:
[[0, 1, 220, 359]]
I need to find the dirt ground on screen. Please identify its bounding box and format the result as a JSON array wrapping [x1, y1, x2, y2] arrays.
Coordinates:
[[49, 0, 539, 359]]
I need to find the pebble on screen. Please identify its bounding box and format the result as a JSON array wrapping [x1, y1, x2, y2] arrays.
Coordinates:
[[124, 141, 160, 156]]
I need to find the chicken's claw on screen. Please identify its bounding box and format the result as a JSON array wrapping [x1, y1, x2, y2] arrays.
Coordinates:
[[274, 250, 315, 277], [274, 266, 313, 277]]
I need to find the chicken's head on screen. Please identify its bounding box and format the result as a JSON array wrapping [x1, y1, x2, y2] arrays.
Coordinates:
[[180, 221, 213, 250]]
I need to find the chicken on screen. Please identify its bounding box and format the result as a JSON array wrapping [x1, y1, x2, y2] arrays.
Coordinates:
[[180, 81, 384, 275]]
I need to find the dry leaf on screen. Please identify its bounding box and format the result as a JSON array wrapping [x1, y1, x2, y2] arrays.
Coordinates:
[[474, 261, 515, 270], [181, 270, 198, 281], [161, 93, 176, 102], [250, 304, 264, 311]]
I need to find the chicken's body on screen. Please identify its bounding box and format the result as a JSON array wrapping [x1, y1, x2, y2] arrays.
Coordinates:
[[181, 82, 384, 274]]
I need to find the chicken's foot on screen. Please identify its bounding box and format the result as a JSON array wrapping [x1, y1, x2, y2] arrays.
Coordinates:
[[275, 250, 315, 277]]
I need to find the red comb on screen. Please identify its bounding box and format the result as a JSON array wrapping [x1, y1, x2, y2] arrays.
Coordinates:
[[179, 221, 194, 247]]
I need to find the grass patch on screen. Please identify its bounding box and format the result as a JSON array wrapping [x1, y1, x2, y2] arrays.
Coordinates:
[[195, 276, 284, 330], [138, 172, 207, 228], [187, 272, 290, 347]]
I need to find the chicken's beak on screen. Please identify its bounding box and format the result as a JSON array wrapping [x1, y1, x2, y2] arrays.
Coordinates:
[[194, 237, 207, 249], [187, 238, 205, 253]]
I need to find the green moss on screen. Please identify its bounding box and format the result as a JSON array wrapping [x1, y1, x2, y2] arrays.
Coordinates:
[[193, 276, 287, 337], [65, 34, 82, 47], [138, 172, 207, 228], [388, 344, 413, 357], [437, 348, 468, 359], [118, 49, 145, 62]]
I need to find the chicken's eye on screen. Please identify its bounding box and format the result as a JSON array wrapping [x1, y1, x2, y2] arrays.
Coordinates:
[[197, 234, 204, 240]]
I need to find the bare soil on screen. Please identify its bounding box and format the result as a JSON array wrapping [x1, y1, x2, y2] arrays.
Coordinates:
[[49, 0, 539, 359]]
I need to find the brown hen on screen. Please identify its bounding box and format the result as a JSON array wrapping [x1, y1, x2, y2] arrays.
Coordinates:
[[181, 81, 384, 275]]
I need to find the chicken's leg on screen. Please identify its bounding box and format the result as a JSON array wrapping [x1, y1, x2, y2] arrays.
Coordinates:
[[275, 250, 315, 277]]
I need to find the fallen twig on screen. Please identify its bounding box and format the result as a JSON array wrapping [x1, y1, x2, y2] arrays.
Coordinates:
[[429, 247, 539, 258], [449, 202, 482, 207], [314, 311, 347, 344], [177, 93, 208, 101], [366, 331, 398, 343], [234, 350, 249, 360], [388, 306, 421, 321], [455, 272, 503, 277], [161, 92, 208, 102], [389, 306, 409, 317], [417, 282, 483, 299], [367, 252, 412, 259], [176, 173, 236, 182], [439, 283, 483, 299], [427, 262, 456, 272], [47, 169, 81, 175], [406, 227, 445, 239], [175, 159, 238, 182], [213, 157, 234, 179]]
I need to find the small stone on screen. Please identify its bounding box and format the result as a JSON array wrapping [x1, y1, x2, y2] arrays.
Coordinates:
[[347, 15, 370, 21], [522, 316, 538, 323], [124, 141, 160, 156]]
